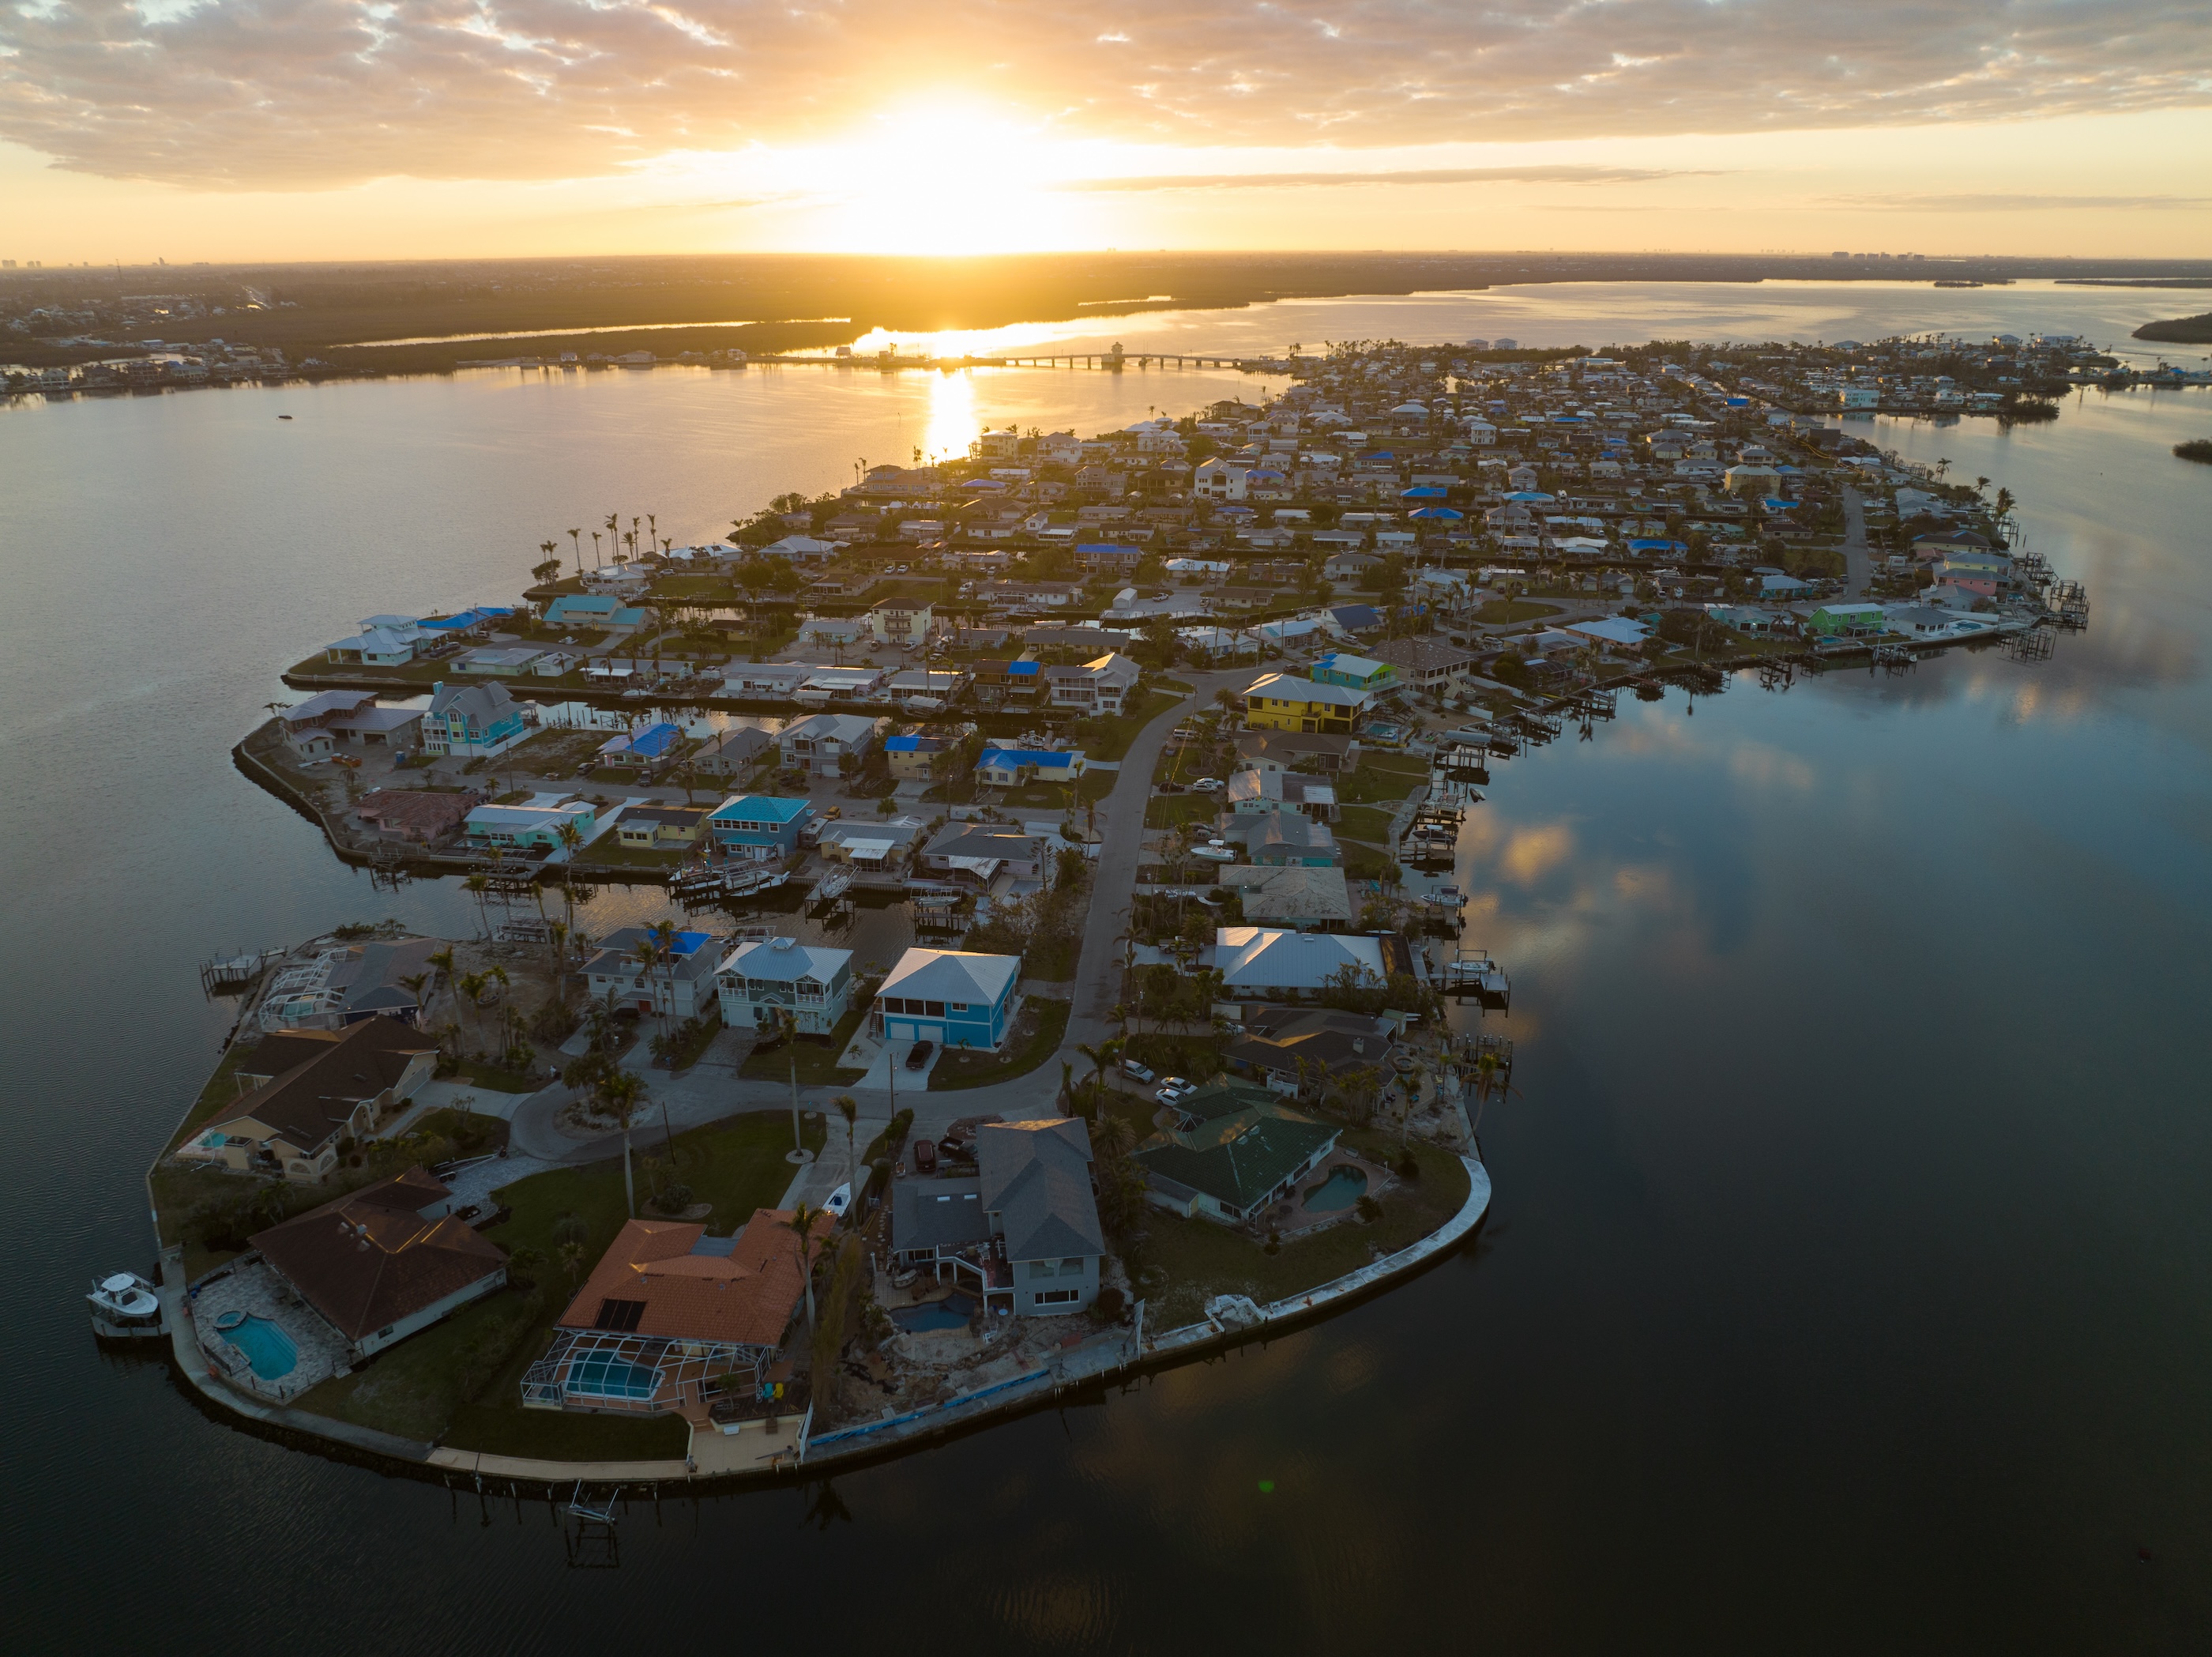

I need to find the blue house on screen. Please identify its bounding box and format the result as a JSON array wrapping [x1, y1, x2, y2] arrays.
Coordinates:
[[976, 749, 1087, 788], [705, 794, 815, 863], [416, 605, 515, 637], [872, 948, 1022, 1053], [598, 721, 683, 769], [544, 594, 653, 632], [424, 681, 527, 757]]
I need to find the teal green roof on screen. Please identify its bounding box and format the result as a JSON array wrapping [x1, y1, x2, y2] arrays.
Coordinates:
[[1134, 1099, 1340, 1211]]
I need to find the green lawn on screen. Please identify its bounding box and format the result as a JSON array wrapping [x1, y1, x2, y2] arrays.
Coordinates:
[[739, 1007, 866, 1084], [930, 997, 1070, 1090], [1336, 804, 1397, 844], [575, 836, 695, 870], [1135, 1137, 1472, 1327], [454, 1060, 537, 1094], [1081, 689, 1185, 761], [1145, 793, 1221, 831], [1331, 757, 1428, 805], [998, 770, 1115, 808], [1475, 599, 1563, 624], [292, 1109, 821, 1452]]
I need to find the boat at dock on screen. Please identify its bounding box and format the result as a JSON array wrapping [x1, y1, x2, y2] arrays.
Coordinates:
[[88, 1271, 165, 1339], [811, 867, 853, 903], [1443, 948, 1511, 1003]]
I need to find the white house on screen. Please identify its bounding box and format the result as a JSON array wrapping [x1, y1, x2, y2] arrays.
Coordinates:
[[1213, 928, 1393, 995], [716, 936, 854, 1036]]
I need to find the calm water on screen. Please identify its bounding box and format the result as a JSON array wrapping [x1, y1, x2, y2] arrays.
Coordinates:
[[5, 284, 2212, 1652]]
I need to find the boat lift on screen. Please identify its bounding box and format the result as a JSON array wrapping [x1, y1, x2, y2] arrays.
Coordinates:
[[563, 1483, 622, 1569]]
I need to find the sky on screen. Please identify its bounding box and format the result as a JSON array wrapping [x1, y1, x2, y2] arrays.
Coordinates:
[[2, 0, 2210, 261]]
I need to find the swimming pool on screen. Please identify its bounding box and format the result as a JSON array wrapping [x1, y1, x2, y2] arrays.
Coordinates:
[[892, 1292, 978, 1333], [226, 1314, 299, 1379], [566, 1352, 660, 1400], [1302, 1166, 1368, 1212]]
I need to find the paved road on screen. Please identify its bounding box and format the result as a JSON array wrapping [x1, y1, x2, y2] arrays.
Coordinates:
[[1841, 486, 1873, 599], [501, 667, 1265, 1181]]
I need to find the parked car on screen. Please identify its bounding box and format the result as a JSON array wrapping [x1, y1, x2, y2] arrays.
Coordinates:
[[911, 1137, 937, 1173], [937, 1135, 976, 1164], [1120, 1060, 1157, 1085], [1157, 1076, 1194, 1104], [1191, 777, 1224, 792], [906, 1039, 935, 1070]]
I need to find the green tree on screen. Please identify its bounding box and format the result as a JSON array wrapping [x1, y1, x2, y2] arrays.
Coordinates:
[[786, 1202, 822, 1333]]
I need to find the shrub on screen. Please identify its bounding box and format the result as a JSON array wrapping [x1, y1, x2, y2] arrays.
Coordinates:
[[1396, 1151, 1421, 1181], [1093, 1285, 1127, 1321], [1355, 1194, 1383, 1223]]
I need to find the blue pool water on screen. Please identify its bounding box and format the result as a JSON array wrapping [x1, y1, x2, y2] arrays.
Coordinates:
[[893, 1292, 979, 1333], [566, 1353, 659, 1400], [227, 1315, 299, 1379], [1301, 1167, 1368, 1212]]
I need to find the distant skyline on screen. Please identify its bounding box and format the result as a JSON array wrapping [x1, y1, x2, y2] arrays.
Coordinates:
[[3, 0, 2209, 261]]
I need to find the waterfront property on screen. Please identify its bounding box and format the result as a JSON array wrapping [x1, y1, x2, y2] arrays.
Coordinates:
[[1809, 603, 1892, 638], [613, 803, 707, 848], [1224, 1007, 1400, 1096], [1366, 635, 1478, 699], [543, 593, 653, 633], [423, 681, 527, 758], [255, 936, 438, 1031], [585, 926, 727, 1019], [920, 822, 1051, 885], [1234, 729, 1363, 774], [817, 815, 927, 869], [461, 793, 594, 850], [324, 623, 423, 668], [891, 1177, 989, 1275], [867, 597, 934, 647], [1309, 652, 1399, 696], [976, 1118, 1105, 1316], [778, 713, 882, 777], [1134, 1080, 1341, 1226], [523, 1210, 828, 1417], [597, 721, 684, 770], [691, 725, 774, 779], [871, 947, 1022, 1052], [1212, 927, 1402, 996], [1217, 813, 1342, 868], [1214, 864, 1353, 931], [975, 747, 1087, 788], [882, 732, 950, 778], [249, 1166, 507, 1361], [1224, 767, 1337, 821], [1242, 672, 1369, 735], [1044, 652, 1141, 714], [182, 1015, 438, 1183], [717, 936, 854, 1035], [705, 793, 814, 861]]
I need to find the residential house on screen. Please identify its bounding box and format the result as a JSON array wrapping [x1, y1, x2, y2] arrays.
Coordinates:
[[585, 926, 727, 1019], [691, 725, 774, 780], [1224, 768, 1337, 821], [423, 681, 527, 758], [969, 659, 1045, 701], [976, 748, 1086, 789], [1044, 652, 1140, 714], [254, 937, 439, 1032], [882, 733, 951, 779], [762, 534, 837, 563], [1241, 672, 1369, 736], [885, 668, 965, 708], [1194, 458, 1251, 500], [1213, 927, 1408, 995], [324, 625, 422, 668], [1323, 604, 1386, 637], [182, 1016, 439, 1184], [799, 616, 867, 650], [872, 947, 1023, 1053], [596, 721, 685, 770], [705, 795, 815, 862], [250, 1167, 507, 1360], [891, 1177, 990, 1275], [1215, 864, 1353, 930], [975, 1119, 1105, 1316], [544, 593, 653, 634], [280, 690, 378, 759], [1074, 543, 1143, 574], [352, 788, 480, 847], [778, 713, 882, 777], [920, 823, 1051, 885], [796, 665, 888, 703], [1562, 616, 1651, 653], [721, 662, 812, 700], [817, 815, 928, 870], [858, 597, 930, 650], [1808, 603, 1891, 638], [716, 937, 853, 1036], [1367, 636, 1477, 697], [613, 804, 708, 849], [1224, 1009, 1398, 1098], [1218, 814, 1341, 868], [525, 1210, 827, 1415], [1234, 729, 1363, 775], [1133, 1080, 1341, 1226], [458, 645, 554, 676], [1309, 652, 1399, 695], [462, 794, 595, 850]]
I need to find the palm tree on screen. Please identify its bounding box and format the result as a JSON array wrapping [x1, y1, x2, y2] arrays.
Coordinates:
[[400, 971, 431, 1020], [833, 1094, 859, 1203], [600, 1068, 647, 1217], [786, 1201, 821, 1332], [461, 872, 491, 938], [630, 936, 662, 1033], [590, 530, 604, 567], [455, 971, 487, 1056], [566, 527, 584, 578], [646, 512, 657, 551], [1077, 1039, 1122, 1122]]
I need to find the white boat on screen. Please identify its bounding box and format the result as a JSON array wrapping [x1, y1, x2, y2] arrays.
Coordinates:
[[88, 1271, 164, 1339], [1191, 841, 1237, 862], [813, 868, 853, 902], [724, 865, 788, 899]]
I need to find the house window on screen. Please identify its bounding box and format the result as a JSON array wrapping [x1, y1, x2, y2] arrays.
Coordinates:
[[1059, 1258, 1085, 1275], [1034, 1289, 1079, 1306]]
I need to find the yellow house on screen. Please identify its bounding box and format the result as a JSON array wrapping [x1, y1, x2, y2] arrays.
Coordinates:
[[182, 1016, 440, 1184], [1240, 672, 1369, 736]]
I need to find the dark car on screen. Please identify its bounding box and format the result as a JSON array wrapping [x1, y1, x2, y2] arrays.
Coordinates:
[[906, 1039, 935, 1071], [911, 1137, 937, 1173]]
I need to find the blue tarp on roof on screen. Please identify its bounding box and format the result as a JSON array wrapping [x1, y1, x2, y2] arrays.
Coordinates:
[[1076, 544, 1142, 555], [1409, 507, 1465, 521], [1401, 486, 1450, 499], [1628, 538, 1689, 554]]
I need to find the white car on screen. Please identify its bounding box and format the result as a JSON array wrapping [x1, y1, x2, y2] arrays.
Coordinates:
[[1121, 1060, 1157, 1085], [823, 1183, 852, 1218], [1191, 777, 1224, 792], [1157, 1077, 1195, 1104]]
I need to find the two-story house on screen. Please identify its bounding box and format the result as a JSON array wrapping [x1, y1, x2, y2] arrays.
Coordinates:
[[976, 1119, 1105, 1317], [867, 598, 933, 648], [1043, 652, 1141, 715], [705, 794, 815, 862], [777, 713, 881, 778], [423, 680, 527, 757], [872, 947, 1022, 1052], [716, 937, 853, 1036], [1240, 672, 1369, 736]]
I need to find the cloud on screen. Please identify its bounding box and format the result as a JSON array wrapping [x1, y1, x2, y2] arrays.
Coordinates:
[[3, 0, 2210, 188], [1826, 192, 2212, 211], [1061, 165, 1713, 191]]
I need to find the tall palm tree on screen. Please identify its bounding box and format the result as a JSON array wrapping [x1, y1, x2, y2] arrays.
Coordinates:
[[786, 1201, 821, 1332], [833, 1094, 859, 1203], [455, 970, 486, 1056], [600, 1068, 646, 1217], [1077, 1039, 1122, 1122], [590, 530, 604, 568], [461, 872, 491, 938], [567, 527, 583, 578], [554, 819, 585, 925], [646, 512, 656, 550]]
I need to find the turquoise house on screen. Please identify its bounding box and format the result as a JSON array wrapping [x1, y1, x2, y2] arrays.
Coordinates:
[[1310, 652, 1398, 695], [424, 681, 526, 757], [705, 794, 815, 862]]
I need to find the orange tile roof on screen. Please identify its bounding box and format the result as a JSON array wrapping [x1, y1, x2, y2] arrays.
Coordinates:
[[557, 1209, 832, 1349]]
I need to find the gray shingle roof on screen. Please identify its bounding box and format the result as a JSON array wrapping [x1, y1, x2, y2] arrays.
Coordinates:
[[976, 1119, 1103, 1261], [891, 1177, 989, 1254]]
